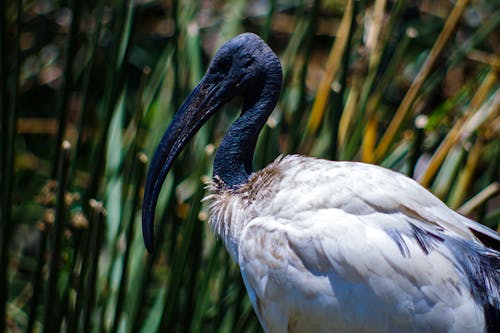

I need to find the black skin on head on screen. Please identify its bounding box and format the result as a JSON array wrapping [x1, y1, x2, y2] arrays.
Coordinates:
[[141, 33, 282, 252]]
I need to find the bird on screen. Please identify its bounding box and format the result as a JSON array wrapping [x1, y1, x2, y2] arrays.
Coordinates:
[[142, 33, 500, 333]]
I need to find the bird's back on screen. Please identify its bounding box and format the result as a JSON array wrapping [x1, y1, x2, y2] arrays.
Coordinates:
[[219, 155, 500, 332]]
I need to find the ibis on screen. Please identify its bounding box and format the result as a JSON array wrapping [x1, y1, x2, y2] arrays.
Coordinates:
[[142, 33, 500, 332]]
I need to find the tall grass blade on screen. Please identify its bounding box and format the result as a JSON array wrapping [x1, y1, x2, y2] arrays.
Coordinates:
[[374, 0, 470, 161], [432, 146, 464, 199], [0, 0, 21, 330], [418, 72, 498, 186], [26, 224, 48, 333], [261, 0, 276, 41], [448, 138, 484, 209], [157, 165, 208, 332], [85, 0, 134, 203], [70, 0, 105, 184], [82, 201, 106, 332], [360, 0, 406, 162], [306, 0, 354, 137], [42, 141, 71, 333], [419, 14, 500, 100], [52, 0, 81, 178], [69, 212, 96, 332], [458, 183, 500, 217], [110, 154, 147, 333]]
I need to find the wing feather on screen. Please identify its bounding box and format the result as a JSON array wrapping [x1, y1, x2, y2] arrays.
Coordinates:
[[238, 208, 495, 333]]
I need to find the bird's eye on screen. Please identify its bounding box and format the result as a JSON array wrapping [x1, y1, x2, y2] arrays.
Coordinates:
[[216, 57, 232, 75], [241, 58, 253, 69]]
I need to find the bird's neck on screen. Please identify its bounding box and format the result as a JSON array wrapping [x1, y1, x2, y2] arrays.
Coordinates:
[[213, 72, 281, 189]]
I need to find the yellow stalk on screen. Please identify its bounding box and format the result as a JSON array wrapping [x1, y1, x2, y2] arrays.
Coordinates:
[[306, 0, 354, 136], [373, 0, 470, 161], [367, 0, 387, 71], [418, 70, 498, 187], [338, 85, 359, 148], [458, 182, 500, 217], [362, 116, 378, 162], [448, 138, 483, 209]]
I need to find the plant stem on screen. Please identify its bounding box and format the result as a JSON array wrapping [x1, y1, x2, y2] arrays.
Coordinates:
[[26, 225, 49, 333], [0, 0, 21, 330], [42, 142, 71, 333], [52, 0, 81, 178]]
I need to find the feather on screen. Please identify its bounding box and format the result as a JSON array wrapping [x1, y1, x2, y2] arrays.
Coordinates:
[[205, 155, 500, 333]]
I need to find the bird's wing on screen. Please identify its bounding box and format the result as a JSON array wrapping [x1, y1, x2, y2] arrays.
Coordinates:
[[327, 160, 500, 250], [272, 156, 496, 245], [238, 208, 499, 333], [461, 217, 500, 251]]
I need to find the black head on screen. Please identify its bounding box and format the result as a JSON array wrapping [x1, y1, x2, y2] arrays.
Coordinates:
[[142, 33, 282, 252], [202, 33, 281, 101]]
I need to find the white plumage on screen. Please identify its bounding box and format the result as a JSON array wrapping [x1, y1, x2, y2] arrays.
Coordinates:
[[205, 155, 499, 333]]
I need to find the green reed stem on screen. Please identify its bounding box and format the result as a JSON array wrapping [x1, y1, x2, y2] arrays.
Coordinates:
[[52, 0, 81, 178], [84, 0, 134, 203], [110, 154, 147, 333], [0, 0, 21, 330], [71, 0, 105, 184], [26, 225, 49, 333], [69, 222, 92, 332], [42, 142, 71, 333], [262, 0, 276, 42], [158, 160, 209, 332], [83, 203, 106, 332]]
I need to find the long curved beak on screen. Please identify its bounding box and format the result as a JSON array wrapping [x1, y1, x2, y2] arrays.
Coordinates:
[[142, 78, 222, 253]]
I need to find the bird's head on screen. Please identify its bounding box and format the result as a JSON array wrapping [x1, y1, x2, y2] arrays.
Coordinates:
[[142, 33, 281, 253], [203, 33, 280, 100]]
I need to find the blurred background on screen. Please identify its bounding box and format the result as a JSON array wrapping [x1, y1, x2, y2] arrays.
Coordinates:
[[1, 0, 499, 332]]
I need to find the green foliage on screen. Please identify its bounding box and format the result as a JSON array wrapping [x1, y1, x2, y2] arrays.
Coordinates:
[[1, 0, 499, 332]]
